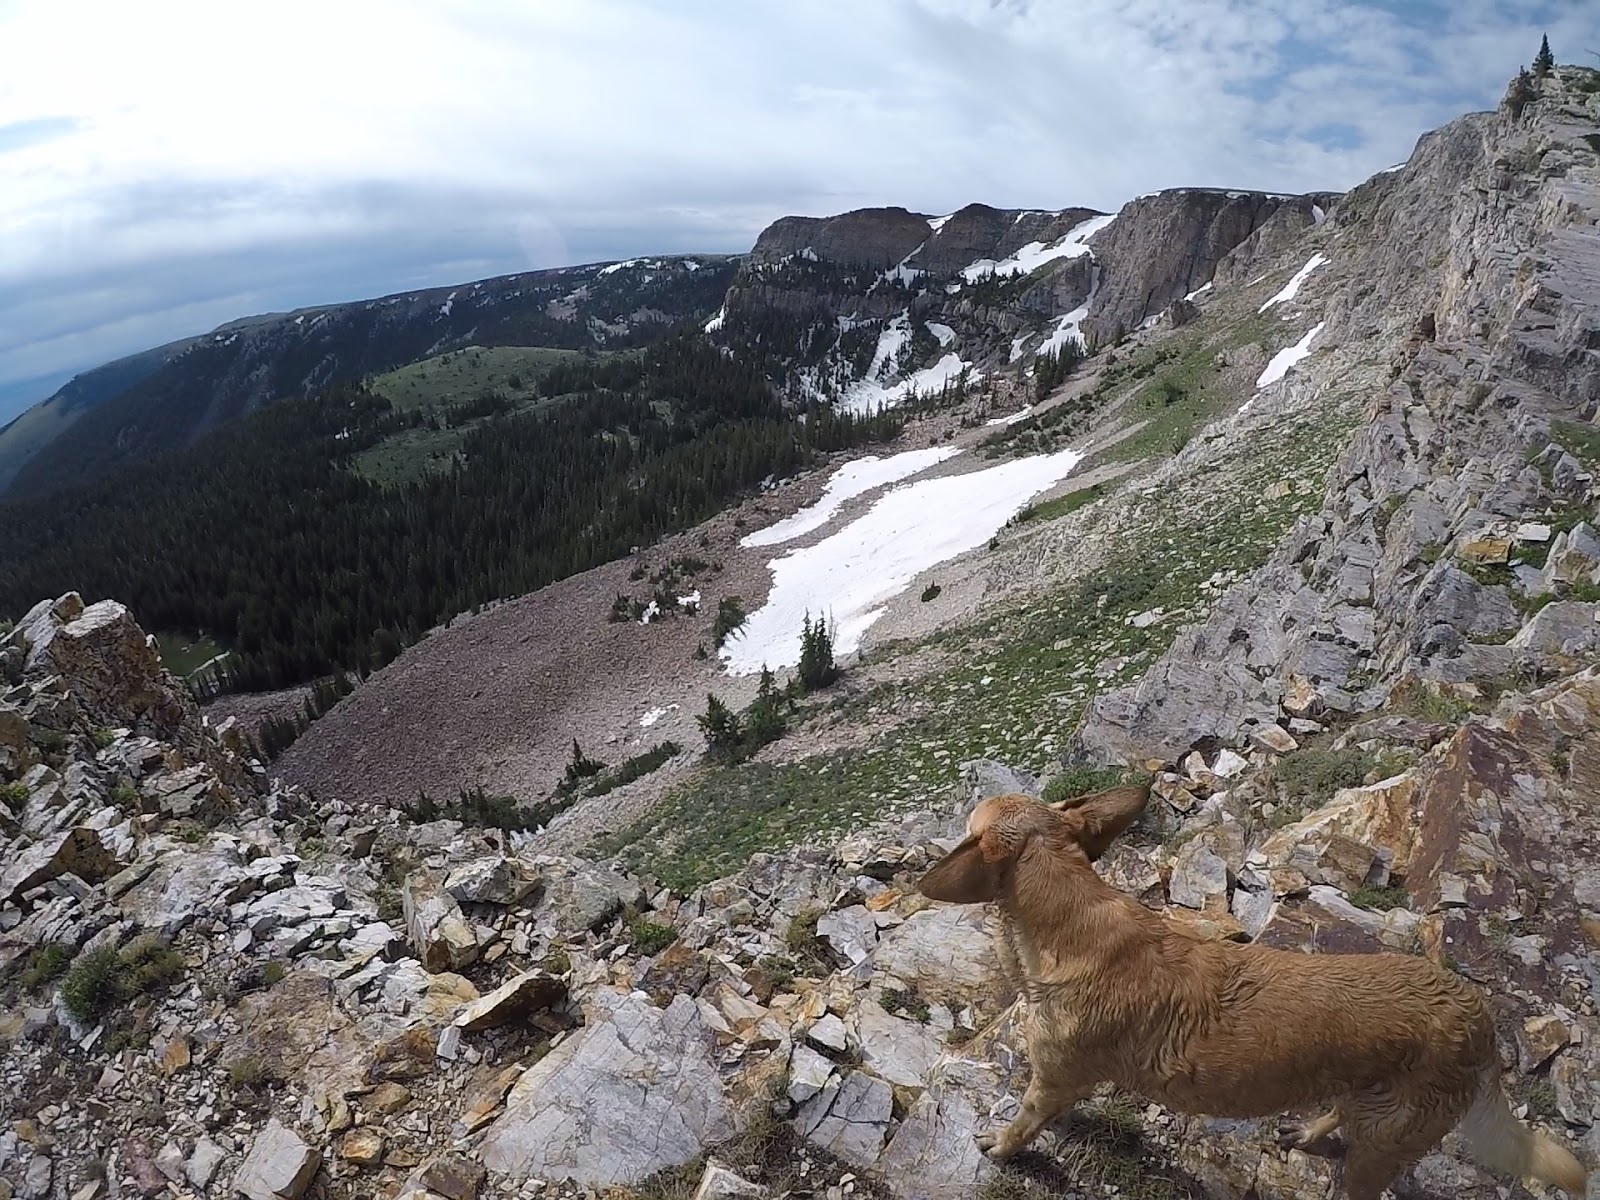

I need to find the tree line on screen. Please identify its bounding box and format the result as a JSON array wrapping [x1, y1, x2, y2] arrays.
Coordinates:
[[0, 329, 901, 693]]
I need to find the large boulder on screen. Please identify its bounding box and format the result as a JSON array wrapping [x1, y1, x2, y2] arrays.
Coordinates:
[[478, 989, 739, 1186], [231, 1119, 320, 1200]]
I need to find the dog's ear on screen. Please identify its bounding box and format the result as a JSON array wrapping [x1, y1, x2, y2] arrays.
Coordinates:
[[918, 834, 1003, 903], [1059, 783, 1149, 861]]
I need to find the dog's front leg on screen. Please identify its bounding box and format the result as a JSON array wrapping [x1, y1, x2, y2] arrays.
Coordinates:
[[978, 1075, 1094, 1161]]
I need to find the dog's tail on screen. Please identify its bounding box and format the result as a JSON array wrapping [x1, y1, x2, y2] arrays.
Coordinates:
[[1456, 1069, 1587, 1194]]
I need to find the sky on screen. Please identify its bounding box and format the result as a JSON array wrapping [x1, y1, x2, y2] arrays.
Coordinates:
[[0, 0, 1587, 423]]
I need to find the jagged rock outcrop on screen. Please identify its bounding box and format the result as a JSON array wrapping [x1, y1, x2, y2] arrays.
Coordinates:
[[1072, 67, 1600, 767], [1079, 188, 1322, 347], [750, 207, 935, 269]]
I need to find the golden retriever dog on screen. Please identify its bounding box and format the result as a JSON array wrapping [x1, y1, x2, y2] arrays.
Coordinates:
[[917, 788, 1587, 1200]]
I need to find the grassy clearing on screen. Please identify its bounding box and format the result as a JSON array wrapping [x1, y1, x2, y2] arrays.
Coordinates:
[[599, 389, 1363, 890], [154, 632, 230, 680], [369, 346, 592, 413]]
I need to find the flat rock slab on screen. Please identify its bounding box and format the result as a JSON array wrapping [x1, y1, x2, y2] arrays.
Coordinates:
[[232, 1118, 320, 1200], [478, 988, 737, 1187]]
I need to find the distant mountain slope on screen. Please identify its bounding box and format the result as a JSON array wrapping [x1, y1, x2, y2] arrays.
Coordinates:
[[4, 255, 736, 499], [0, 339, 200, 492], [705, 189, 1337, 413]]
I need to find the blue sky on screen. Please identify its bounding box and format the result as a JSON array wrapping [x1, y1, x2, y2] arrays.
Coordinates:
[[0, 0, 1584, 423]]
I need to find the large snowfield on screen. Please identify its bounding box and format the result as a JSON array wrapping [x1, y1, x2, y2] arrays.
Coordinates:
[[721, 446, 1085, 674], [740, 446, 960, 548]]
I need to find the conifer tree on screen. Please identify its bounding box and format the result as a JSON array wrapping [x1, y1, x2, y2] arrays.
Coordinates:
[[1534, 34, 1554, 79], [697, 694, 743, 761], [797, 612, 839, 692]]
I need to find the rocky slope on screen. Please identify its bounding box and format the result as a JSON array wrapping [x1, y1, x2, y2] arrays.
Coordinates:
[[3, 592, 1599, 1200], [3, 256, 735, 500]]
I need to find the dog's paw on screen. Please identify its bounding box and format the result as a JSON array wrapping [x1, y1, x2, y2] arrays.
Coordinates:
[[976, 1129, 1015, 1161], [1275, 1120, 1344, 1159]]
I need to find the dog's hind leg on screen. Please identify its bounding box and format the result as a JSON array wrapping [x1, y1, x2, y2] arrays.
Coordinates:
[[1341, 1095, 1459, 1200], [1277, 1106, 1347, 1159], [978, 1076, 1094, 1162]]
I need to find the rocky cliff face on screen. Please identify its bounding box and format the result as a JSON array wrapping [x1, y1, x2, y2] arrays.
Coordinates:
[[1070, 69, 1600, 768], [712, 189, 1321, 412]]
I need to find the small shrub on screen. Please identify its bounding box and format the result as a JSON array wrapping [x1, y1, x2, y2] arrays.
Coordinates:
[[542, 950, 572, 976], [712, 596, 747, 647], [375, 882, 404, 923], [31, 728, 68, 755], [627, 918, 677, 956], [1388, 680, 1471, 724], [1348, 884, 1410, 912], [563, 739, 606, 787], [0, 781, 27, 808], [109, 779, 140, 810], [879, 986, 932, 1023], [1273, 748, 1372, 803], [920, 583, 942, 602], [60, 946, 123, 1022], [261, 961, 287, 987], [15, 943, 71, 992], [1043, 765, 1130, 805], [90, 727, 118, 750], [228, 1057, 268, 1089]]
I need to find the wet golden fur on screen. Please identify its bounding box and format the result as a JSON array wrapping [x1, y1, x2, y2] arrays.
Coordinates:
[[917, 789, 1587, 1200]]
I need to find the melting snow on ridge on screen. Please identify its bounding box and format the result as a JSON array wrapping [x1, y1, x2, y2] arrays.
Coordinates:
[[599, 259, 642, 276], [1184, 281, 1213, 302], [986, 405, 1034, 427], [1038, 303, 1090, 356], [1255, 321, 1326, 389], [722, 447, 1085, 673], [1258, 254, 1329, 313], [960, 214, 1116, 284], [741, 446, 961, 548], [439, 292, 457, 317], [926, 214, 953, 233], [704, 306, 726, 333]]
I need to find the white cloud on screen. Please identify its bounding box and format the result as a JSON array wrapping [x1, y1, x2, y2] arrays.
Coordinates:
[[0, 0, 1580, 414]]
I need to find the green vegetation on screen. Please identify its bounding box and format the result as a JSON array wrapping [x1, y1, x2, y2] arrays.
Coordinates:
[[627, 917, 678, 956], [1533, 34, 1554, 79], [254, 671, 357, 758], [261, 961, 287, 987], [61, 934, 186, 1023], [580, 742, 682, 800], [371, 345, 594, 412], [5, 943, 71, 996], [406, 785, 537, 831], [1349, 884, 1410, 912], [1271, 748, 1375, 803], [154, 632, 231, 685], [1043, 765, 1134, 805], [563, 739, 607, 788], [599, 388, 1364, 888], [879, 985, 932, 1023], [797, 613, 839, 691], [979, 1092, 1194, 1200], [0, 333, 901, 693], [0, 780, 27, 808], [712, 596, 748, 647]]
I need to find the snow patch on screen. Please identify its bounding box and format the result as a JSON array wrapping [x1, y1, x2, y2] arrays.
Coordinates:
[[439, 291, 458, 318], [640, 705, 678, 728], [1311, 205, 1326, 226], [1258, 253, 1329, 313], [683, 260, 700, 270], [704, 306, 727, 334], [1038, 302, 1090, 357], [1184, 281, 1213, 302], [960, 213, 1115, 283], [926, 214, 953, 233], [986, 405, 1034, 427], [1009, 334, 1030, 363], [742, 446, 961, 548], [927, 322, 955, 347], [1255, 321, 1326, 389], [599, 258, 641, 276], [722, 447, 1085, 673]]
